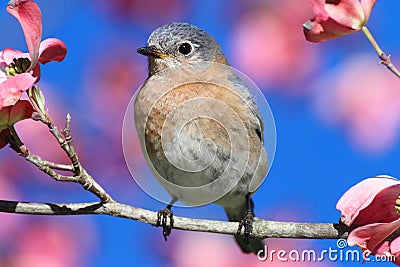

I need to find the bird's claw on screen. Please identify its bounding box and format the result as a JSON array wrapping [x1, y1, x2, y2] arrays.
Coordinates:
[[237, 210, 254, 244], [157, 208, 174, 241]]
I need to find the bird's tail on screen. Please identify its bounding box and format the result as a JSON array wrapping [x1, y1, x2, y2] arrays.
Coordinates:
[[224, 200, 265, 255]]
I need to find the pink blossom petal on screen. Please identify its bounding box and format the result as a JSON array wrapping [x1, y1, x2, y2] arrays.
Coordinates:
[[38, 38, 67, 64], [391, 237, 400, 258], [336, 176, 400, 226], [303, 17, 355, 42], [0, 86, 21, 110], [7, 0, 42, 69], [352, 184, 400, 225], [7, 99, 34, 125], [303, 19, 324, 36], [374, 240, 390, 256], [308, 0, 329, 21], [361, 0, 378, 21], [0, 68, 8, 83], [0, 73, 36, 109], [0, 48, 41, 82], [0, 100, 34, 131], [347, 218, 400, 253], [366, 240, 400, 265], [304, 0, 376, 42], [1, 48, 27, 64], [303, 0, 360, 43], [0, 51, 11, 83], [324, 0, 365, 30]]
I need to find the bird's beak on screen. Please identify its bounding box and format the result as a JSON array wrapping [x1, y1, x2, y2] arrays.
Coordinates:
[[136, 45, 168, 59]]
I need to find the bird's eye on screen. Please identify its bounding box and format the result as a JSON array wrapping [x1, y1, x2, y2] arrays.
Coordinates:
[[178, 42, 193, 55]]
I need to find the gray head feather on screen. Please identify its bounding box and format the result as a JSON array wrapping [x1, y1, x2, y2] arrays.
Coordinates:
[[143, 22, 228, 75]]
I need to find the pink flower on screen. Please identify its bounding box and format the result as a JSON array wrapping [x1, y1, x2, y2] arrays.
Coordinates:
[[0, 100, 34, 149], [303, 0, 377, 42], [337, 176, 400, 264], [0, 0, 67, 110]]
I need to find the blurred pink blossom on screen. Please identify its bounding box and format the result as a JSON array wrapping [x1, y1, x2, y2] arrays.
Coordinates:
[[314, 55, 400, 153], [79, 42, 145, 194], [0, 177, 23, 244], [303, 0, 377, 42], [167, 231, 334, 267], [337, 176, 400, 265], [230, 0, 319, 92], [82, 44, 143, 141], [9, 220, 96, 267], [0, 172, 97, 267], [93, 0, 188, 28]]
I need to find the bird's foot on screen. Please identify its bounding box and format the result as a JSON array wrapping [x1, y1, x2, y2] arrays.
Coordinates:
[[237, 209, 254, 244], [157, 207, 174, 241]]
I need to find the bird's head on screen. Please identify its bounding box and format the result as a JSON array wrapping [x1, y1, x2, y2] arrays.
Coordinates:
[[137, 22, 227, 76]]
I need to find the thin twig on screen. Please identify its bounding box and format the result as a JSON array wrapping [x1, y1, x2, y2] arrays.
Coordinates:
[[17, 146, 78, 182], [61, 113, 81, 176], [361, 26, 400, 78], [15, 145, 74, 172], [39, 113, 114, 203], [0, 200, 348, 240], [24, 87, 115, 202], [41, 161, 74, 172]]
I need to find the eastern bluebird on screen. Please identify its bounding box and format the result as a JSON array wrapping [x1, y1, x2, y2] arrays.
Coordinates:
[[134, 22, 268, 254]]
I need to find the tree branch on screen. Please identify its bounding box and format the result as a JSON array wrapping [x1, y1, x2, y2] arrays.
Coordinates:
[[362, 26, 400, 78], [0, 200, 348, 240], [41, 113, 114, 203], [17, 146, 78, 182], [16, 90, 115, 203]]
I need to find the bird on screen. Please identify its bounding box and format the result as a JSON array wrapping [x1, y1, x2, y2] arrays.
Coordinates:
[[134, 22, 268, 255]]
